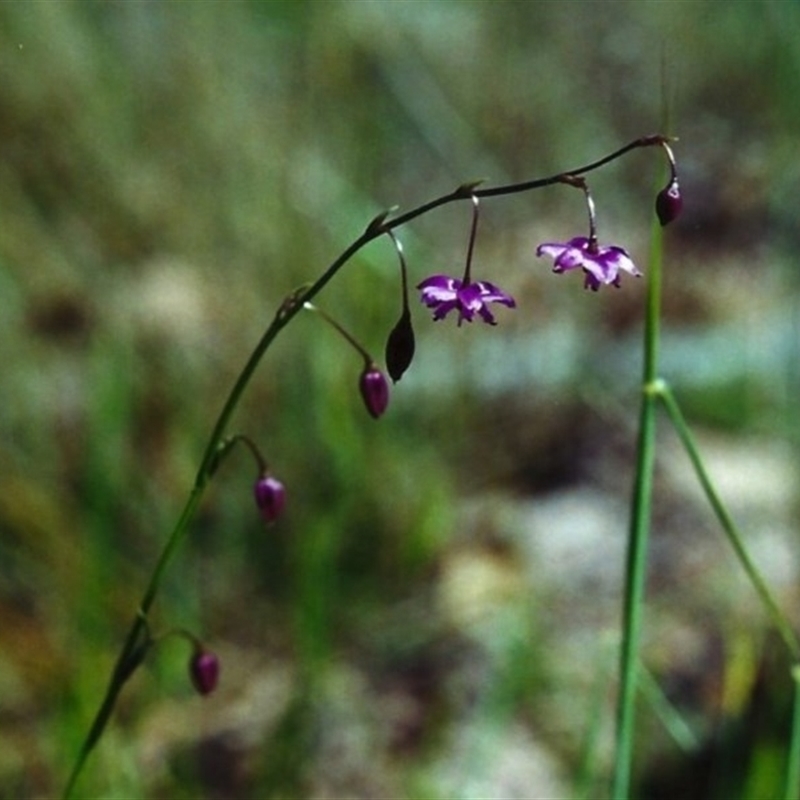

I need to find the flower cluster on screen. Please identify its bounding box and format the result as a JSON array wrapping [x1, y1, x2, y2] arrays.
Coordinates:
[[236, 143, 682, 531], [233, 144, 683, 544]]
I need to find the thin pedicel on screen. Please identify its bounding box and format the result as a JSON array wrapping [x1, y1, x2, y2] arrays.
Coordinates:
[[303, 301, 390, 419]]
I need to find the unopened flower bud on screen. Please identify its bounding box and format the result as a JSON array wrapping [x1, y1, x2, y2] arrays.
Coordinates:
[[189, 648, 220, 696], [359, 365, 390, 419], [385, 309, 415, 383], [254, 474, 286, 524], [655, 177, 682, 226]]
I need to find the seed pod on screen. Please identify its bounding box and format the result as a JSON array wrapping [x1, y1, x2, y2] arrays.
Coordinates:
[[385, 309, 415, 383]]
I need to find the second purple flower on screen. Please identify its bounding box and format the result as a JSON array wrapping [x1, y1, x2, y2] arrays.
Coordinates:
[[536, 236, 641, 291]]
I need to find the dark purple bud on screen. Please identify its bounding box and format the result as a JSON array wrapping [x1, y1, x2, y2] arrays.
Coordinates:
[[359, 365, 390, 419], [189, 648, 220, 696], [655, 177, 682, 226], [254, 474, 286, 524], [385, 309, 415, 383]]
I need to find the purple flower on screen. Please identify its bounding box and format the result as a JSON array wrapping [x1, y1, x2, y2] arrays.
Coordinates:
[[254, 474, 286, 524], [536, 236, 641, 291], [417, 275, 516, 325], [360, 365, 390, 419], [189, 648, 220, 696]]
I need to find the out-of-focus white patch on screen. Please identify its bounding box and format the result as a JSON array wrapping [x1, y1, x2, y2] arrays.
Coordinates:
[[116, 258, 211, 347]]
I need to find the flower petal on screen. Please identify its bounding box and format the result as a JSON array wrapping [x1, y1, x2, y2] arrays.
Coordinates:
[[591, 248, 621, 282], [418, 275, 460, 305], [537, 240, 588, 272], [555, 247, 588, 272], [477, 305, 498, 324], [432, 299, 459, 321], [536, 242, 567, 258], [417, 274, 459, 291], [605, 246, 640, 277], [583, 271, 602, 291], [475, 281, 517, 307], [564, 236, 591, 249], [456, 283, 484, 311]]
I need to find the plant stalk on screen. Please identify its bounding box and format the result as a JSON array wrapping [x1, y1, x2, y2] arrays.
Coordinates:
[[63, 136, 671, 797], [612, 216, 663, 800]]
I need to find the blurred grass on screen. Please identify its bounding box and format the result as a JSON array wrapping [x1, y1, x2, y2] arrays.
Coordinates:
[[1, 1, 799, 797]]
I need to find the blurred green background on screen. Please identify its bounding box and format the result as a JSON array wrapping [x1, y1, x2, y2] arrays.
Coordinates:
[[1, 1, 799, 797]]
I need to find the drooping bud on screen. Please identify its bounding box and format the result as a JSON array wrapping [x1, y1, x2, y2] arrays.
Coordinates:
[[385, 308, 415, 383], [254, 474, 286, 524], [655, 177, 682, 226], [359, 364, 390, 419], [189, 648, 220, 696], [384, 230, 415, 382]]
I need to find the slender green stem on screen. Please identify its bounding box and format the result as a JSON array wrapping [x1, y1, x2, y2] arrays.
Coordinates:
[[63, 485, 204, 799], [786, 666, 800, 800], [576, 637, 616, 799], [63, 135, 670, 797], [657, 384, 800, 662], [302, 302, 373, 366], [461, 195, 480, 284], [612, 216, 664, 800], [656, 370, 800, 800], [613, 390, 656, 800], [638, 665, 699, 754]]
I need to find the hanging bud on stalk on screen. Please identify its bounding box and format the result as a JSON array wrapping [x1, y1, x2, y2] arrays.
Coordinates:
[[189, 648, 220, 696], [655, 138, 682, 226], [385, 308, 415, 383], [359, 364, 390, 419], [385, 230, 416, 382], [655, 177, 682, 226], [254, 473, 286, 524], [303, 301, 390, 419]]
